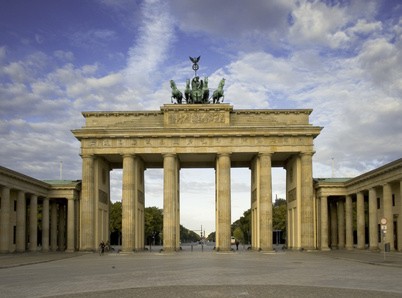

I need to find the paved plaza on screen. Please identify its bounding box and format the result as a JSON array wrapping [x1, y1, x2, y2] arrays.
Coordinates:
[[1, 246, 402, 297]]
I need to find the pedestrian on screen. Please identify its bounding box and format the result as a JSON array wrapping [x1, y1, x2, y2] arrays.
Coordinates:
[[235, 239, 240, 250]]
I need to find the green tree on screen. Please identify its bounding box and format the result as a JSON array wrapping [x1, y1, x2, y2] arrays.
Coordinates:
[[231, 209, 251, 244], [109, 201, 122, 245], [273, 198, 287, 243], [180, 225, 201, 243], [207, 231, 215, 242], [233, 226, 244, 244], [144, 206, 163, 245]]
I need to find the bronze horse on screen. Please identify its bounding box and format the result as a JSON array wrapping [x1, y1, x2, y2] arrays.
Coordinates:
[[212, 78, 225, 104], [170, 80, 183, 104]]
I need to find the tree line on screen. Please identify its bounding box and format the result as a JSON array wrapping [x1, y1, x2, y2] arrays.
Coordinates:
[[109, 198, 287, 246]]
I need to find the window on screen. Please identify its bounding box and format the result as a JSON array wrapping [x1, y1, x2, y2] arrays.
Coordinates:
[[13, 226, 16, 244], [377, 197, 380, 209], [392, 194, 395, 206]]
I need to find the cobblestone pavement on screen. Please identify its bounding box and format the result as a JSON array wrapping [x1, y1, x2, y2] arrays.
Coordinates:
[[1, 247, 402, 297]]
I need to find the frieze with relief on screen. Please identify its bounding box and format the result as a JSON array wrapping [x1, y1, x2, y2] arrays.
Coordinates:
[[167, 111, 226, 126], [83, 135, 312, 149]]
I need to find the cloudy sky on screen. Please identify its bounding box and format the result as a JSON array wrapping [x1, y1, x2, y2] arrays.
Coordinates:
[[1, 0, 401, 235]]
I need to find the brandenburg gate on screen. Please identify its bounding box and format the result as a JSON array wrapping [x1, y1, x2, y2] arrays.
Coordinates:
[[72, 104, 322, 252]]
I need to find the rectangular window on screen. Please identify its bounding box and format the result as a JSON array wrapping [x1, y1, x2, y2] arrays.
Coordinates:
[[14, 200, 17, 211], [13, 226, 16, 244], [377, 197, 380, 209], [392, 194, 395, 206], [378, 224, 382, 242]]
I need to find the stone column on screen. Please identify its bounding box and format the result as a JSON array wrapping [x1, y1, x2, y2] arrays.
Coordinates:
[[175, 163, 180, 249], [356, 192, 365, 249], [80, 154, 95, 251], [320, 195, 330, 250], [50, 202, 58, 251], [300, 152, 314, 249], [122, 154, 135, 252], [383, 183, 394, 250], [368, 188, 378, 250], [58, 204, 65, 251], [29, 194, 38, 252], [66, 197, 75, 252], [337, 200, 345, 249], [163, 154, 178, 252], [259, 153, 273, 251], [216, 153, 231, 251], [134, 159, 145, 252], [330, 201, 338, 249], [42, 198, 50, 252], [16, 191, 26, 252], [345, 195, 353, 249], [0, 186, 10, 253]]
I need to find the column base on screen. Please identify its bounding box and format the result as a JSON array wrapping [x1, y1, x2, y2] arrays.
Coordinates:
[[161, 247, 178, 253]]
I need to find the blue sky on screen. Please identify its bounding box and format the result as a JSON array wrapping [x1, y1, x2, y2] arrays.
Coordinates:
[[1, 0, 401, 235]]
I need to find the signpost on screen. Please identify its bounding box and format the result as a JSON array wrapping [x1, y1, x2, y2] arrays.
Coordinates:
[[381, 218, 387, 261]]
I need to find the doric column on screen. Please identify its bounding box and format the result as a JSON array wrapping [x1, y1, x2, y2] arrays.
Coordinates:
[[0, 186, 10, 253], [42, 198, 50, 252], [216, 153, 231, 251], [50, 202, 58, 251], [330, 201, 338, 249], [80, 154, 95, 251], [300, 152, 314, 249], [122, 154, 135, 252], [258, 153, 272, 251], [29, 194, 38, 252], [345, 195, 353, 249], [337, 200, 345, 249], [175, 162, 180, 249], [163, 153, 178, 252], [58, 204, 65, 251], [356, 192, 365, 249], [320, 195, 329, 250], [16, 190, 26, 252], [66, 197, 75, 252], [368, 188, 378, 250], [383, 183, 394, 250], [135, 159, 146, 251]]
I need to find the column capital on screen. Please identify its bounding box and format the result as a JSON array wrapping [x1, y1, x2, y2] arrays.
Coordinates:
[[217, 152, 231, 157], [162, 153, 176, 158], [300, 151, 314, 157], [258, 152, 272, 157], [80, 153, 94, 159]]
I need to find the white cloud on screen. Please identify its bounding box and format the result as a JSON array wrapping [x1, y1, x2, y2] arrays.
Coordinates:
[[289, 0, 350, 48], [124, 0, 175, 92]]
